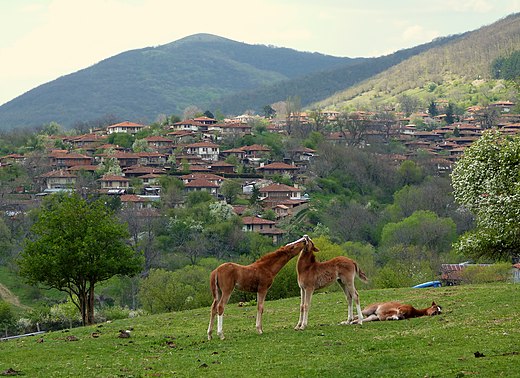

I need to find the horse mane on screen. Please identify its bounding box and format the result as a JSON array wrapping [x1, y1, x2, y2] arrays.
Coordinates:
[[255, 244, 294, 264]]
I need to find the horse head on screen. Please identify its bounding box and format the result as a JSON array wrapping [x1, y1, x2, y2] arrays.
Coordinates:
[[426, 301, 442, 316], [302, 235, 319, 254]]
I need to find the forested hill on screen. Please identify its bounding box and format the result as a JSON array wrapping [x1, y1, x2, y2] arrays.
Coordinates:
[[0, 33, 355, 130], [316, 12, 520, 110], [2, 11, 519, 130], [210, 33, 464, 114]]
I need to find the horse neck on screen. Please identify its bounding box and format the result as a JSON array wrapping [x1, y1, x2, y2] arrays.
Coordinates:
[[257, 247, 301, 275], [406, 306, 430, 318], [297, 249, 316, 270]]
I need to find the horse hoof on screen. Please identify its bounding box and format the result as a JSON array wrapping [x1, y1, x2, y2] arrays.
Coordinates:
[[339, 321, 349, 325], [208, 335, 212, 340]]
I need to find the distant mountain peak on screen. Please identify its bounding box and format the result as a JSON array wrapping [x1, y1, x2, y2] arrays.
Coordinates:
[[172, 33, 235, 45]]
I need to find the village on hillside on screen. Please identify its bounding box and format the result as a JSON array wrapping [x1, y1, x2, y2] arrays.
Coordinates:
[[1, 100, 519, 242]]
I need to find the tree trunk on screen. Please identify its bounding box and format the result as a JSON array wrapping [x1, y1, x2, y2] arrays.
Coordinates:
[[86, 284, 96, 325]]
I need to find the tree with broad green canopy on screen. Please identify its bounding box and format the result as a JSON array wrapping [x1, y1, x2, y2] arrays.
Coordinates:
[[18, 193, 143, 325], [451, 129, 520, 261]]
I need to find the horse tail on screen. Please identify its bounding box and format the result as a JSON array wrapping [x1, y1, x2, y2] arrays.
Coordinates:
[[355, 262, 369, 283], [210, 269, 220, 300]]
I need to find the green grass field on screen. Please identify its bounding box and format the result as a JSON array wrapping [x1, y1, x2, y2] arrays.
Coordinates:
[[1, 283, 518, 377]]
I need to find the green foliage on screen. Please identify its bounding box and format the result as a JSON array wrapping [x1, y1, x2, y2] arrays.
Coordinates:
[[138, 266, 213, 313], [451, 129, 520, 260], [220, 179, 242, 204], [380, 210, 457, 253], [458, 263, 512, 284], [18, 192, 143, 325], [397, 160, 424, 186], [108, 133, 134, 148], [0, 300, 14, 331], [185, 191, 214, 207], [492, 50, 520, 79]]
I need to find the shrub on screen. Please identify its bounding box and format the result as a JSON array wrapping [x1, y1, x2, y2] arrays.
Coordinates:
[[459, 263, 512, 284]]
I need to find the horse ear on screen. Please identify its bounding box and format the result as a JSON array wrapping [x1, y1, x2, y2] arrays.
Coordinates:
[[431, 301, 436, 306]]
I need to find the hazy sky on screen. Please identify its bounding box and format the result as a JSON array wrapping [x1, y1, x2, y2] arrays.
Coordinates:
[[1, 0, 519, 106]]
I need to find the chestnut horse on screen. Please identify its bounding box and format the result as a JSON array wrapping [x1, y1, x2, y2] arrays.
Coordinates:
[[295, 237, 368, 330], [351, 301, 442, 323], [208, 235, 310, 340]]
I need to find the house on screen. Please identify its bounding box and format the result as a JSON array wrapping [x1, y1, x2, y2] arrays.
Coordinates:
[[100, 152, 140, 168], [67, 133, 107, 150], [39, 170, 77, 190], [170, 120, 207, 132], [257, 162, 299, 176], [0, 154, 25, 166], [123, 165, 166, 178], [184, 141, 220, 161], [99, 175, 130, 194], [209, 161, 235, 174], [240, 144, 271, 158], [193, 116, 217, 125], [137, 152, 167, 166], [180, 173, 225, 186], [258, 183, 302, 202], [221, 147, 247, 160], [106, 121, 146, 135], [166, 130, 198, 144], [184, 178, 219, 197], [273, 204, 290, 219], [120, 194, 155, 209], [49, 151, 93, 168], [321, 110, 340, 120], [287, 147, 317, 162], [241, 216, 285, 243], [490, 101, 515, 113], [144, 136, 174, 150], [211, 122, 252, 137]]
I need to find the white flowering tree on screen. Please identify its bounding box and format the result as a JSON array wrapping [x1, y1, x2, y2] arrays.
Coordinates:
[[451, 129, 520, 261]]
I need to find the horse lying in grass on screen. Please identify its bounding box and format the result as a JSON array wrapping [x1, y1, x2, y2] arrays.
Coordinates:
[[350, 301, 442, 324], [208, 235, 310, 340], [295, 236, 368, 330]]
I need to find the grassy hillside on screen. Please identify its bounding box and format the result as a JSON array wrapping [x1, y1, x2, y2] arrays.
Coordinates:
[[1, 283, 518, 377], [318, 12, 520, 110]]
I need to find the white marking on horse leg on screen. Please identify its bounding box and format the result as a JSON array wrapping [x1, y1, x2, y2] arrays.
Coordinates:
[[295, 288, 305, 330], [356, 303, 363, 325], [217, 315, 225, 339], [256, 310, 263, 334]]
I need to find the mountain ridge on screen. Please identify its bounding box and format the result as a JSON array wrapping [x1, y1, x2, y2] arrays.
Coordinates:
[[1, 13, 519, 130]]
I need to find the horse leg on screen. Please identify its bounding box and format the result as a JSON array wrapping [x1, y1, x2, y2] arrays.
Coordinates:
[[256, 290, 267, 335], [300, 288, 314, 330], [352, 287, 363, 325], [339, 280, 363, 325], [295, 287, 305, 330], [207, 278, 222, 340], [338, 282, 354, 325], [216, 290, 232, 340], [207, 298, 218, 340], [352, 314, 378, 324]]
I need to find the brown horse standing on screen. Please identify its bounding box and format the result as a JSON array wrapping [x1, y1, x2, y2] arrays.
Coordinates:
[[207, 235, 310, 340], [351, 301, 442, 323], [295, 237, 368, 330]]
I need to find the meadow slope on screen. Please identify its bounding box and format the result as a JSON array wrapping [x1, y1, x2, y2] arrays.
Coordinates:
[[0, 283, 518, 377]]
